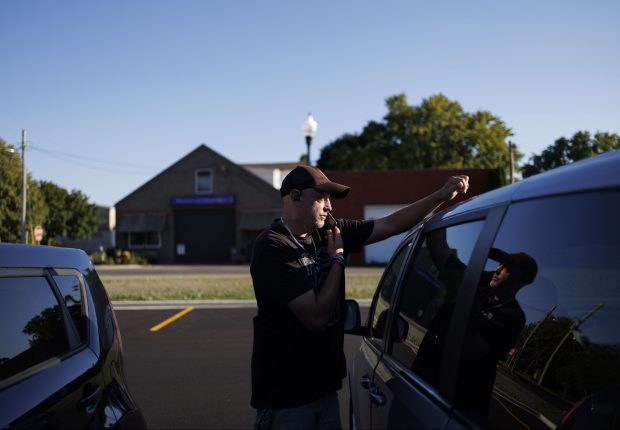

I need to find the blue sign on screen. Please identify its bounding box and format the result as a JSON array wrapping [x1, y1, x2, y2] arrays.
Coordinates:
[[172, 195, 235, 206]]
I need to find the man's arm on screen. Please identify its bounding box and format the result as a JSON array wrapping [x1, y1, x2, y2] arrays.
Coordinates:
[[365, 175, 469, 245], [288, 226, 344, 332]]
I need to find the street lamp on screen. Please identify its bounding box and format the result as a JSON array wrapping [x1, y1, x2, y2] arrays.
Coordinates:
[[301, 113, 317, 166]]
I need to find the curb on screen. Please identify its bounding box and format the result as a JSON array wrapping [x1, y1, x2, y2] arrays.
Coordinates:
[[112, 299, 372, 310]]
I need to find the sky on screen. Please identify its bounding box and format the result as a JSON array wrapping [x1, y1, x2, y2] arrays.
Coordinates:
[[1, 1, 618, 207]]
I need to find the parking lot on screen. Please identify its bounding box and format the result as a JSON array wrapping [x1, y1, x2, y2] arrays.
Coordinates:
[[116, 305, 365, 429]]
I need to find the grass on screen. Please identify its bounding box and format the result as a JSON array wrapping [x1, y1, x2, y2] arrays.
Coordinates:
[[102, 273, 381, 301]]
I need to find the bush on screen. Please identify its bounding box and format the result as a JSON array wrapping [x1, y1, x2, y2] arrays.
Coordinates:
[[89, 248, 150, 265]]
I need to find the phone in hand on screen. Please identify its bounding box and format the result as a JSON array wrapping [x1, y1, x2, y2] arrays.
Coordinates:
[[326, 212, 337, 229]]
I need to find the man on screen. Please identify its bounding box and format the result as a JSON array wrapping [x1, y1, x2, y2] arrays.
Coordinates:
[[453, 248, 538, 419], [250, 165, 469, 429], [414, 243, 538, 421]]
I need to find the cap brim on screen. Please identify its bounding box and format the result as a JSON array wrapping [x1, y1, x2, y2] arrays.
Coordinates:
[[489, 248, 511, 264], [315, 182, 350, 199]]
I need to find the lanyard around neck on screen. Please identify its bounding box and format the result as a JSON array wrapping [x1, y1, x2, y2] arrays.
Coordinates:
[[280, 218, 317, 256]]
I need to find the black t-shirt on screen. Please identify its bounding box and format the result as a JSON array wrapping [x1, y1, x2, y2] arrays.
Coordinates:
[[250, 218, 373, 409]]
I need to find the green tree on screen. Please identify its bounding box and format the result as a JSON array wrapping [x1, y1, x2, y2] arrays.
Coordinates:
[[64, 189, 99, 240], [38, 181, 70, 244], [0, 138, 48, 243], [317, 93, 516, 182], [0, 139, 22, 242], [522, 131, 620, 178], [39, 182, 99, 243]]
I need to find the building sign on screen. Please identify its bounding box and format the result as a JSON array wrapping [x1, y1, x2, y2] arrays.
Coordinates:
[[171, 195, 235, 206]]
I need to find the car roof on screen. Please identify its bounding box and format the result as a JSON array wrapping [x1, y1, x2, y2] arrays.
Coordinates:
[[438, 148, 620, 220], [0, 243, 93, 273]]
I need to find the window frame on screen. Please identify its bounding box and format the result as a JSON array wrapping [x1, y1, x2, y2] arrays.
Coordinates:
[[366, 231, 418, 354], [128, 231, 162, 249], [0, 268, 90, 389], [195, 168, 214, 194], [377, 205, 508, 400]]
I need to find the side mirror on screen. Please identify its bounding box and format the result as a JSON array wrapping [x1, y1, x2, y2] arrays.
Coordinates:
[[393, 315, 409, 343], [344, 299, 370, 336], [344, 299, 363, 334]]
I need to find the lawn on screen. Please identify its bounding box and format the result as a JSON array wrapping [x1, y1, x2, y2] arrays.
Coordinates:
[[102, 272, 381, 301]]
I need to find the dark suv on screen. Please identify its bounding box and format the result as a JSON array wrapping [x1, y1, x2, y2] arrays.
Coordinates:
[[346, 150, 620, 429], [0, 244, 146, 429]]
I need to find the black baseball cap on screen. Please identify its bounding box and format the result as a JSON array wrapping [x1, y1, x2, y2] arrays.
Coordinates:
[[489, 248, 538, 285], [280, 165, 350, 199]]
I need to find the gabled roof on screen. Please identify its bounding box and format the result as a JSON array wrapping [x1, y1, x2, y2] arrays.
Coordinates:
[[115, 144, 281, 208]]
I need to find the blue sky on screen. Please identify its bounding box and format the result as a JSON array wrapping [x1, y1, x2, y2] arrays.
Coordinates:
[[1, 1, 618, 206]]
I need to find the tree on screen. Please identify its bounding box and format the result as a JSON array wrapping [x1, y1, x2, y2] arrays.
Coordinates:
[[0, 139, 22, 242], [317, 93, 517, 182], [38, 181, 99, 244], [1, 136, 98, 244], [0, 138, 48, 243], [64, 189, 99, 240], [38, 181, 70, 244], [522, 131, 620, 178]]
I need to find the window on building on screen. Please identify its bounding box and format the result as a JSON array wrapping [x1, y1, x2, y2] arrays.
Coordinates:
[[128, 232, 161, 249], [195, 169, 213, 194]]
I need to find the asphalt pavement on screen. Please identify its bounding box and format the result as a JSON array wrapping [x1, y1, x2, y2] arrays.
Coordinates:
[[117, 306, 369, 429]]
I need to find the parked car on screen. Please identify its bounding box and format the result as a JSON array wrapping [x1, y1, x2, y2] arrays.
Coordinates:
[[345, 149, 620, 429], [0, 244, 146, 429]]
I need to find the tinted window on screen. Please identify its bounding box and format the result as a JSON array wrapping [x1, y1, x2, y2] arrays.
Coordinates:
[[477, 191, 620, 429], [369, 240, 412, 344], [391, 221, 484, 390], [53, 274, 87, 342], [0, 277, 69, 384]]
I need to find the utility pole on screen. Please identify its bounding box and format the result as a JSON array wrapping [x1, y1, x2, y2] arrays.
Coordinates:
[[508, 141, 515, 184], [21, 129, 27, 244]]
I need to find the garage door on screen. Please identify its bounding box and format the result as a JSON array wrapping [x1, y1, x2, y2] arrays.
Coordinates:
[[174, 208, 236, 263]]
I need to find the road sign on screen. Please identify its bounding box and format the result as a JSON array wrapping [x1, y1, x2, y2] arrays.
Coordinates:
[[34, 225, 43, 242]]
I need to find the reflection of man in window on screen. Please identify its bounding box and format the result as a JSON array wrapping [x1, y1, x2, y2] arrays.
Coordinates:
[[456, 248, 538, 419], [413, 245, 538, 420]]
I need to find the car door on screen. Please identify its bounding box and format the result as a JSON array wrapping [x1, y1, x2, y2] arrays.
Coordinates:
[[0, 269, 110, 429], [368, 219, 493, 429], [349, 235, 415, 430]]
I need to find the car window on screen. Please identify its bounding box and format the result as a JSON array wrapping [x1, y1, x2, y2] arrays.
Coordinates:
[[390, 221, 484, 389], [466, 191, 620, 428], [368, 239, 412, 345], [0, 276, 70, 385], [53, 273, 87, 343]]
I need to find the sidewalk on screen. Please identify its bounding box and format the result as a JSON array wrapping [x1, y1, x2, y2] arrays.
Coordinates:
[[112, 299, 373, 310]]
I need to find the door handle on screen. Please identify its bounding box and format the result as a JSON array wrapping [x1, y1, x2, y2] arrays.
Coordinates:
[[369, 386, 386, 406], [77, 384, 102, 412], [360, 374, 372, 389]]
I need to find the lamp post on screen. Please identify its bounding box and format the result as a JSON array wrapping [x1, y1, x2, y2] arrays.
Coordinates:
[[301, 113, 317, 166]]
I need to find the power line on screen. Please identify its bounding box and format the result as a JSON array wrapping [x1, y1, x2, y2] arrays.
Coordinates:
[[28, 144, 164, 175]]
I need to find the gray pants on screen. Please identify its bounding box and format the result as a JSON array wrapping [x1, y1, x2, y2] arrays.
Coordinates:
[[254, 391, 341, 430]]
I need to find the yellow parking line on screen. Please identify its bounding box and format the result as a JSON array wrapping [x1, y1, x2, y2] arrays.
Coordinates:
[[149, 306, 194, 332]]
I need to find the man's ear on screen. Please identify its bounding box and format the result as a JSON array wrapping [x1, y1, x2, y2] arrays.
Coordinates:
[[291, 190, 301, 202]]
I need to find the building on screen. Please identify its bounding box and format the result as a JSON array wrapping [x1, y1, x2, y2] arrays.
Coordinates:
[[115, 144, 500, 264], [115, 145, 281, 264], [240, 162, 298, 190]]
